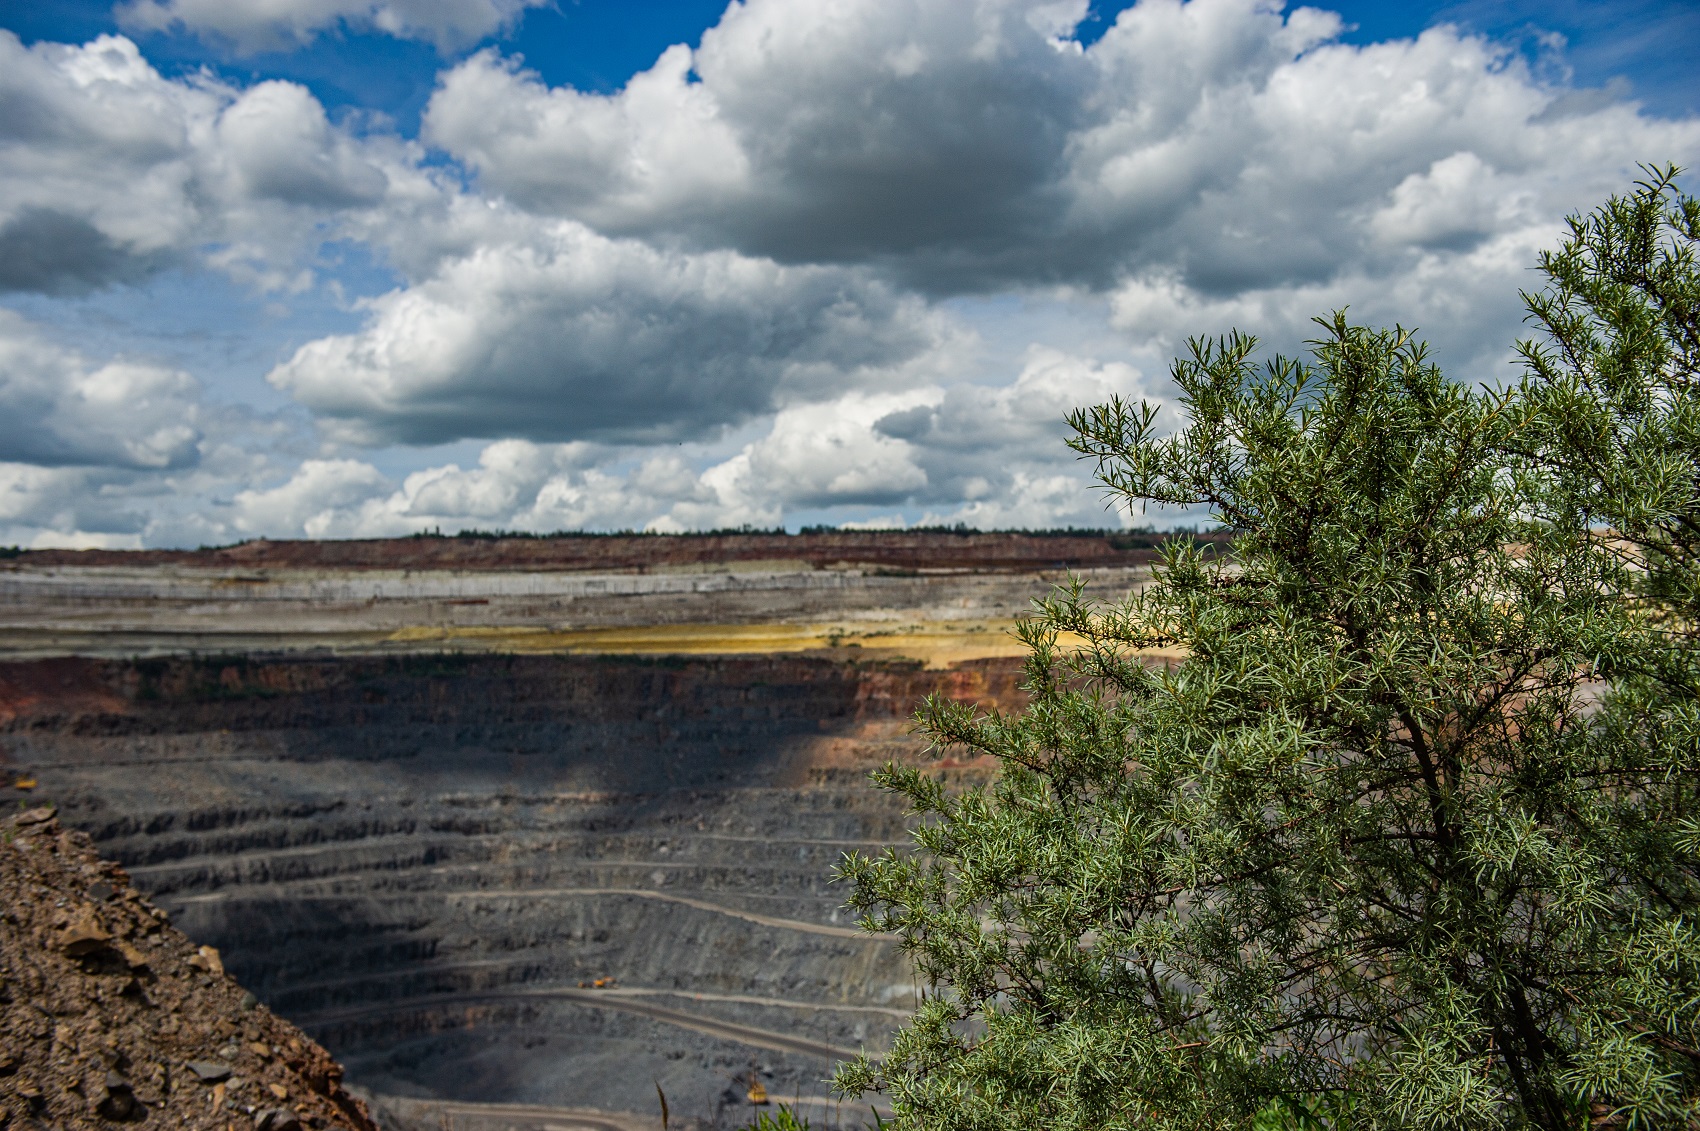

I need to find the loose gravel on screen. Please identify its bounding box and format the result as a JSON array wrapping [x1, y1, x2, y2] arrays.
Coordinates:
[[0, 805, 377, 1131]]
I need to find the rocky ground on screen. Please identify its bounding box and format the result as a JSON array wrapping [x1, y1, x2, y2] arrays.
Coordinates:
[[0, 805, 377, 1131]]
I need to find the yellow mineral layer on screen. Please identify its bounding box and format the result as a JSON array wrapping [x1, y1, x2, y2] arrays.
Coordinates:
[[383, 620, 1142, 669]]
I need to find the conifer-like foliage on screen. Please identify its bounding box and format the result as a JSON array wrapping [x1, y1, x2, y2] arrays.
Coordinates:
[[834, 171, 1700, 1131]]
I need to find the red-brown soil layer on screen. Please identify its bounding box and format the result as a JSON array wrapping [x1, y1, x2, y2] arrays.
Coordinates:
[[0, 806, 377, 1131], [0, 652, 1022, 783], [2, 531, 1205, 573]]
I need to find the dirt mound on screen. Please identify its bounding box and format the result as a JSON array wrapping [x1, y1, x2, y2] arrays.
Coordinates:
[[0, 805, 377, 1131]]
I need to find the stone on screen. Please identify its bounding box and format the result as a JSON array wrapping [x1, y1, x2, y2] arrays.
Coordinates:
[[57, 908, 111, 957], [87, 881, 113, 902], [186, 1060, 232, 1084], [95, 1071, 142, 1121], [13, 807, 53, 827], [114, 939, 150, 969], [187, 945, 223, 976], [255, 1107, 302, 1131]]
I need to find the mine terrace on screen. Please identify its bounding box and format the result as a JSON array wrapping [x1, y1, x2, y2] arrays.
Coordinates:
[[0, 530, 1178, 1129]]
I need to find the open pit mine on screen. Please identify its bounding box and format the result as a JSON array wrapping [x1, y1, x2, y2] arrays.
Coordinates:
[[0, 532, 1163, 1130]]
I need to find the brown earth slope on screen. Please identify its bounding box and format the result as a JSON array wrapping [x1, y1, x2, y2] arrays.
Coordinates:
[[0, 805, 377, 1131]]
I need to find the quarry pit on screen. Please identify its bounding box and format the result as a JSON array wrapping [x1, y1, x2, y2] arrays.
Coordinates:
[[0, 532, 1163, 1129]]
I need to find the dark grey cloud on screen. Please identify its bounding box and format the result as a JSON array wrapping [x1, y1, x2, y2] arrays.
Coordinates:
[[0, 209, 175, 295]]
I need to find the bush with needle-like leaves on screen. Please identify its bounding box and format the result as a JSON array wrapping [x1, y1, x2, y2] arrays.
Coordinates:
[[835, 169, 1700, 1131]]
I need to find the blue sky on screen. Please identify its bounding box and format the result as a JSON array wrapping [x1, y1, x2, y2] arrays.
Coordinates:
[[11, 1, 1697, 119], [0, 0, 1696, 546]]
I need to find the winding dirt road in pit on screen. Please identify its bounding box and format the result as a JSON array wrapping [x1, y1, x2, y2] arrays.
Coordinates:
[[303, 986, 871, 1062], [414, 1094, 886, 1131], [278, 957, 914, 1019], [440, 887, 898, 941], [168, 884, 898, 942], [405, 1100, 645, 1131]]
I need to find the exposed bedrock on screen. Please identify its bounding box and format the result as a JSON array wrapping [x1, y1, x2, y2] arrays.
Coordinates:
[[0, 652, 1023, 1122]]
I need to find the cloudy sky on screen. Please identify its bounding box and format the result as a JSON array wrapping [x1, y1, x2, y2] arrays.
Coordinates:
[[1, 0, 1696, 547]]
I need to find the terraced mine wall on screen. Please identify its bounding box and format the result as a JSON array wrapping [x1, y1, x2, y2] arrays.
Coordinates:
[[0, 534, 1162, 1127], [0, 560, 1140, 661], [0, 649, 1026, 1125]]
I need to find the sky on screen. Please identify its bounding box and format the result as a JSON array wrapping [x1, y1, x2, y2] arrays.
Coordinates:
[[0, 0, 1696, 547]]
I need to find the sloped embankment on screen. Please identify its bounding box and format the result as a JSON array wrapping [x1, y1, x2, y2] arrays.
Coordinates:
[[0, 805, 377, 1131]]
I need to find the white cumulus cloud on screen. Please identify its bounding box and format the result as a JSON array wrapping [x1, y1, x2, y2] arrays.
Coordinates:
[[420, 0, 1700, 302], [0, 31, 427, 295], [267, 221, 963, 446], [0, 310, 203, 470], [232, 458, 392, 538], [242, 351, 1166, 538]]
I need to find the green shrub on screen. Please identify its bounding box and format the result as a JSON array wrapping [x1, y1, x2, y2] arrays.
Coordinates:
[[835, 169, 1700, 1131]]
